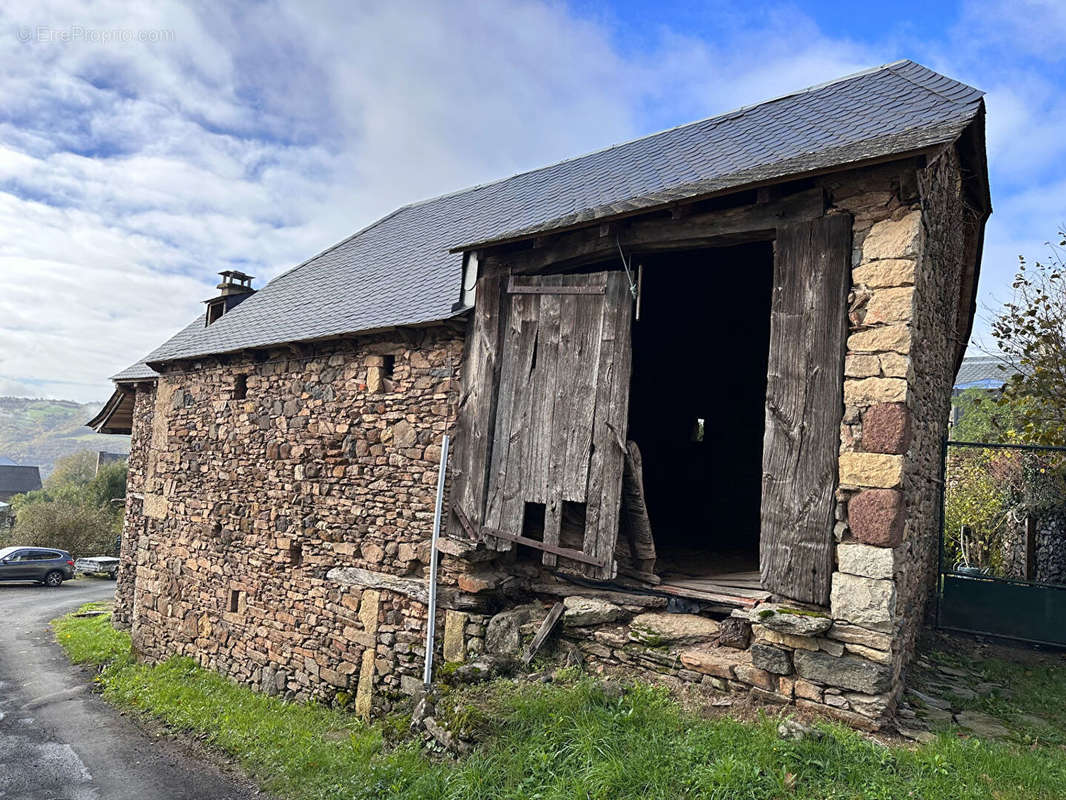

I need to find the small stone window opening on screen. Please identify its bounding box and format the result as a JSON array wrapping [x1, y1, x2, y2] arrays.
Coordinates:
[[233, 374, 248, 400], [228, 589, 242, 613], [366, 354, 397, 393], [289, 541, 303, 566]]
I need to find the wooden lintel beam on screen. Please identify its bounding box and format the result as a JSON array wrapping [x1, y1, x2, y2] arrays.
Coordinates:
[[500, 187, 826, 275]]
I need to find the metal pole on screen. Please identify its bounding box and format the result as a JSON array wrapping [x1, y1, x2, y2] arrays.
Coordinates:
[[935, 435, 947, 630], [423, 433, 449, 686]]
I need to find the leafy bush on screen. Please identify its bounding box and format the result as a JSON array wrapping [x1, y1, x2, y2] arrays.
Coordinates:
[[13, 499, 117, 558], [944, 448, 1015, 571]]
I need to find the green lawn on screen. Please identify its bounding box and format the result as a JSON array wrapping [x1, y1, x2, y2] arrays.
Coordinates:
[[53, 607, 1066, 800]]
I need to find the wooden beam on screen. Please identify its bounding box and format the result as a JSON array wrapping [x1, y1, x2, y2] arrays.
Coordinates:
[[522, 602, 565, 665], [481, 527, 608, 568], [491, 187, 825, 275], [506, 278, 606, 295]]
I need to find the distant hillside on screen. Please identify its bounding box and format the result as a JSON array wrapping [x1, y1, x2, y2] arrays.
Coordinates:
[[0, 397, 130, 477]]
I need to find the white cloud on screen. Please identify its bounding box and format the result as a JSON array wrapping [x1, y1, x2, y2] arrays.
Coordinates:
[[0, 0, 894, 403], [1, 0, 1063, 399]]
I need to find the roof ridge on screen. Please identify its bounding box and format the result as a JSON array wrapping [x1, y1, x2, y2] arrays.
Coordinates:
[[884, 60, 984, 106], [395, 60, 919, 215], [226, 59, 964, 302]]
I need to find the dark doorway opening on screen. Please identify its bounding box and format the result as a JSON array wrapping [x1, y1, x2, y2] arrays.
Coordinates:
[[626, 242, 774, 594]]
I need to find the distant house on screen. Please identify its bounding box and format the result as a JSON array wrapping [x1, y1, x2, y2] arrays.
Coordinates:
[[0, 464, 42, 503], [954, 355, 1018, 393], [96, 450, 127, 475], [950, 355, 1020, 427]]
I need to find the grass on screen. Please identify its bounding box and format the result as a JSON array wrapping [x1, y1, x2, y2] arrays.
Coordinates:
[[53, 606, 1066, 800]]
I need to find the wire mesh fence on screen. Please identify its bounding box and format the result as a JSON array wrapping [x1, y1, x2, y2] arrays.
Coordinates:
[[938, 440, 1066, 646], [942, 440, 1066, 587]]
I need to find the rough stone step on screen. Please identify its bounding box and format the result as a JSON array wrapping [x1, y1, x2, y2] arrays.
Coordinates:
[[629, 612, 720, 646], [679, 646, 751, 679]]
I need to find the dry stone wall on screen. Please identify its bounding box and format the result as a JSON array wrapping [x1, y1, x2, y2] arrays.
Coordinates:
[[113, 382, 155, 630], [120, 325, 464, 710]]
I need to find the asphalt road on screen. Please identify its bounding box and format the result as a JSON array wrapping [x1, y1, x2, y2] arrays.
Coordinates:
[[0, 578, 257, 800]]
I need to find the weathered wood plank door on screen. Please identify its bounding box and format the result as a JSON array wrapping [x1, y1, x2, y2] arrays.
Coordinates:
[[760, 214, 852, 605], [452, 270, 633, 579]]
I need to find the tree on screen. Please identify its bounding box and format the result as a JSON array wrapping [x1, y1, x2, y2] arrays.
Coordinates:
[[82, 461, 128, 511], [45, 450, 98, 493], [990, 230, 1066, 445], [6, 450, 127, 554], [13, 499, 117, 558], [950, 387, 1026, 444]]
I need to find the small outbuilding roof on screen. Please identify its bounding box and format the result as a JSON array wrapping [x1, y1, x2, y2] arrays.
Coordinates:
[[955, 355, 1019, 391], [0, 465, 42, 496], [119, 59, 985, 372]]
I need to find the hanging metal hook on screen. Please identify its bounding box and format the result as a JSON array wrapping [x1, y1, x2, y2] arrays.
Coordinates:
[[615, 234, 639, 300]]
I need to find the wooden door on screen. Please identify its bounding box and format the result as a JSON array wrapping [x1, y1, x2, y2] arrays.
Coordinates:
[[451, 270, 633, 579], [760, 214, 852, 605]]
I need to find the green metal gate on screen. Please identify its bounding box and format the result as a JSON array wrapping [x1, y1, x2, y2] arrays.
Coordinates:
[[936, 439, 1066, 647]]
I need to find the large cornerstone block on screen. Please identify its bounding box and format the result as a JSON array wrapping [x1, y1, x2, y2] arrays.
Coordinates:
[[830, 573, 897, 631], [838, 453, 903, 488], [848, 489, 905, 546]]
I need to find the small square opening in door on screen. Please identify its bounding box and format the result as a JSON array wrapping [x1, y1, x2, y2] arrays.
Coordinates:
[[518, 502, 546, 563], [559, 501, 587, 551]]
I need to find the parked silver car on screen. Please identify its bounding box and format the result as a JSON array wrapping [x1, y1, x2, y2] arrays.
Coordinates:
[[0, 546, 75, 586]]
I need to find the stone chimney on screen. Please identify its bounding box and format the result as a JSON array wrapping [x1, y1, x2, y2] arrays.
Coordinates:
[[205, 270, 255, 326]]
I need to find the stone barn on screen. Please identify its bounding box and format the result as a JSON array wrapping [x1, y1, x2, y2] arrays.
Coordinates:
[[92, 60, 990, 728]]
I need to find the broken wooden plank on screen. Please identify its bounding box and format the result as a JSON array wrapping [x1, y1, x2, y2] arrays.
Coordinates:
[[657, 582, 767, 608], [658, 578, 769, 600], [507, 279, 605, 295], [618, 440, 656, 574], [522, 602, 565, 665], [480, 527, 608, 568], [449, 273, 507, 541]]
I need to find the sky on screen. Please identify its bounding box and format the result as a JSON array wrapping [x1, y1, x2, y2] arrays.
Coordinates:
[[0, 0, 1064, 404]]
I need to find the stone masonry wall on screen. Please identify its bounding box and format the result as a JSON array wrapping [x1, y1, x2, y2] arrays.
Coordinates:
[[113, 382, 155, 629], [123, 325, 464, 711]]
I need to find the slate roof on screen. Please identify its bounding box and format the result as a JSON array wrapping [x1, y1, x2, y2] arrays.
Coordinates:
[[0, 465, 42, 496], [121, 59, 984, 372], [111, 316, 210, 382], [955, 355, 1018, 391]]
